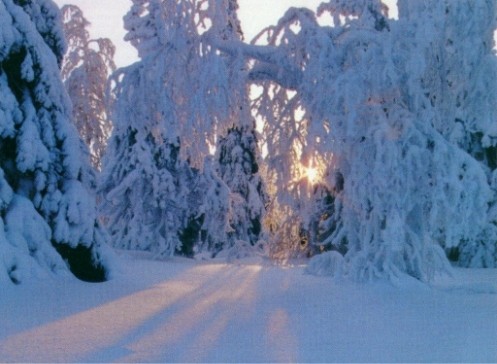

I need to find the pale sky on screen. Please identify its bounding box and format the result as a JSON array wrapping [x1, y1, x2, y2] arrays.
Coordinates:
[[52, 0, 397, 68]]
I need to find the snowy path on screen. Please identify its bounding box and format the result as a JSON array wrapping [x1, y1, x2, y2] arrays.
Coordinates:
[[1, 253, 497, 362]]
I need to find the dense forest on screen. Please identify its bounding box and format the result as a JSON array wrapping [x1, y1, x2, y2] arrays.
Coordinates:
[[1, 0, 497, 285]]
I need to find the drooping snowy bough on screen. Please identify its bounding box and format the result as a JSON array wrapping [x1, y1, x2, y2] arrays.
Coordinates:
[[210, 0, 497, 280], [396, 0, 497, 268], [0, 0, 113, 284]]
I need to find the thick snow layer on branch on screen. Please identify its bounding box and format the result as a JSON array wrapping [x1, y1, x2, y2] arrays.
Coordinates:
[[101, 0, 267, 259], [0, 0, 113, 284], [227, 1, 497, 278]]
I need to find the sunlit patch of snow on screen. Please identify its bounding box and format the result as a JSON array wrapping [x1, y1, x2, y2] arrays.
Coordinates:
[[1, 253, 496, 362]]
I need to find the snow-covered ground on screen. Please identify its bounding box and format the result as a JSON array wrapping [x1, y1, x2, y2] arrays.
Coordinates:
[[1, 252, 496, 363]]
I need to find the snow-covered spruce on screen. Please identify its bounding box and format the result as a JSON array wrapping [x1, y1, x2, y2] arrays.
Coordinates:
[[100, 0, 268, 259], [0, 0, 112, 284], [99, 61, 191, 257], [210, 0, 268, 256], [61, 4, 116, 171], [216, 126, 267, 249], [100, 0, 210, 258]]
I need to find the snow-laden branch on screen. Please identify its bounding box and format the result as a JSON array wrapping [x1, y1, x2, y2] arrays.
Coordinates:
[[204, 34, 303, 89]]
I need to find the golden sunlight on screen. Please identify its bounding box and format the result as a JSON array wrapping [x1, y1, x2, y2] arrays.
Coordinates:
[[304, 165, 319, 184], [301, 155, 327, 186]]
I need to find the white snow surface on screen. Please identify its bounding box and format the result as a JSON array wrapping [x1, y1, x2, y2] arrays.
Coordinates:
[[0, 251, 496, 363]]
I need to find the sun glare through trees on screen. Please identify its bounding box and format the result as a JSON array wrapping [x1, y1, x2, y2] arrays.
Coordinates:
[[304, 164, 319, 185], [1, 0, 496, 286]]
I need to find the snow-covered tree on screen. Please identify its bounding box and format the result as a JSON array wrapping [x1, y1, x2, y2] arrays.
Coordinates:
[[0, 0, 112, 284], [216, 126, 267, 248], [246, 7, 334, 261], [101, 0, 268, 259], [204, 0, 268, 255], [100, 0, 220, 257], [397, 0, 497, 267], [211, 0, 496, 279], [100, 0, 186, 257], [99, 60, 190, 257], [119, 0, 239, 161], [61, 4, 116, 170], [311, 1, 495, 276]]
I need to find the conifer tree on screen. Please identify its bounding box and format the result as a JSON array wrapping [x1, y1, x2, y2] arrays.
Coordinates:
[[99, 0, 206, 257], [101, 0, 268, 259], [216, 125, 267, 248], [0, 0, 111, 284], [99, 56, 190, 257], [209, 0, 268, 255]]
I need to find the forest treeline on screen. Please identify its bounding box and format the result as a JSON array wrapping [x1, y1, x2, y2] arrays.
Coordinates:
[[1, 0, 496, 285]]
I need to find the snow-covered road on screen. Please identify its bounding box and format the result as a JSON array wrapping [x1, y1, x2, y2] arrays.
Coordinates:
[[1, 253, 496, 362]]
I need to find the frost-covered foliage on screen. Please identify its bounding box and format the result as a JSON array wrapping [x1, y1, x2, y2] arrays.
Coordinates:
[[61, 5, 116, 170], [123, 0, 169, 59], [190, 157, 232, 256], [0, 0, 112, 284], [317, 0, 389, 30], [305, 181, 345, 255], [216, 0, 497, 279]]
